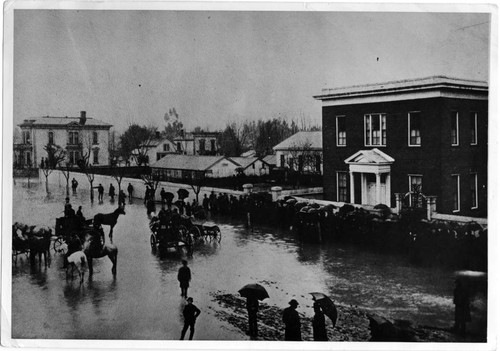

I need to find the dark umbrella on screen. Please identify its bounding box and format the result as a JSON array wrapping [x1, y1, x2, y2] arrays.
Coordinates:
[[238, 284, 270, 301], [177, 188, 189, 200], [310, 292, 338, 327], [165, 192, 175, 202]]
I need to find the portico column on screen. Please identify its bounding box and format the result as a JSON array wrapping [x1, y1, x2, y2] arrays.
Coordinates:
[[349, 171, 355, 204], [386, 173, 391, 206], [376, 172, 381, 204]]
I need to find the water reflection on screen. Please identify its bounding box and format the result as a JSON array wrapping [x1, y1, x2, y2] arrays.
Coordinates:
[[12, 180, 475, 339]]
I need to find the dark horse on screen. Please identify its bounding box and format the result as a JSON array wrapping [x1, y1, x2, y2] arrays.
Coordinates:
[[93, 206, 125, 243], [82, 231, 118, 276], [27, 226, 52, 267]]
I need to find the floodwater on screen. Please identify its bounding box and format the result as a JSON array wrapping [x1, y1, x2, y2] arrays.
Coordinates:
[[10, 180, 479, 340]]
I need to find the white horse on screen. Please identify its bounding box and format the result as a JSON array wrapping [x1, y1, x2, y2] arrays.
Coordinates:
[[67, 251, 87, 283]]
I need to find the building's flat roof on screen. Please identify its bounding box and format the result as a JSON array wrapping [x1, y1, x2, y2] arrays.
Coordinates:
[[314, 76, 488, 101], [151, 154, 235, 171], [273, 131, 323, 151], [19, 116, 112, 128]]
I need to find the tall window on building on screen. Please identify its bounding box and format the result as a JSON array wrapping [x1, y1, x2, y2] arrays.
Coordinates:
[[211, 139, 216, 152], [408, 175, 423, 207], [199, 139, 206, 152], [69, 151, 79, 164], [408, 112, 421, 146], [336, 116, 346, 146], [280, 154, 285, 167], [470, 173, 478, 209], [68, 131, 79, 145], [470, 112, 478, 145], [337, 172, 348, 202], [163, 143, 170, 152], [451, 111, 459, 146], [93, 149, 99, 164], [364, 114, 386, 146], [93, 131, 98, 145], [26, 152, 32, 166], [177, 142, 182, 152], [452, 174, 460, 212], [48, 131, 54, 144], [23, 131, 31, 144]]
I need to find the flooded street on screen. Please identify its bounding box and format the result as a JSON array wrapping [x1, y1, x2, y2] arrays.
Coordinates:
[[11, 180, 464, 340]]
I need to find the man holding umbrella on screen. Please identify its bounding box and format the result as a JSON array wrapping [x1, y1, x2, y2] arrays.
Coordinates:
[[246, 297, 259, 338], [238, 283, 269, 339]]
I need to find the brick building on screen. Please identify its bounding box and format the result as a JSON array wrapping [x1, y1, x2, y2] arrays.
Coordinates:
[[314, 76, 487, 217]]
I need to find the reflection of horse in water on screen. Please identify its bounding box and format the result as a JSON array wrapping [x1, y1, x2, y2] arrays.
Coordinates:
[[93, 206, 125, 243], [82, 231, 118, 276]]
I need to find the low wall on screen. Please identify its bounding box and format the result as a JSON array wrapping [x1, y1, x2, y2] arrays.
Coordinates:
[[41, 169, 244, 204]]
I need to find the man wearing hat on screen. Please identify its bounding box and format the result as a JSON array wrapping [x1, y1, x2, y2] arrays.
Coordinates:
[[180, 297, 201, 340], [282, 299, 301, 341]]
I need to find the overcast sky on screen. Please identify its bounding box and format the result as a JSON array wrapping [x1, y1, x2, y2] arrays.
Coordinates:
[[13, 9, 490, 133]]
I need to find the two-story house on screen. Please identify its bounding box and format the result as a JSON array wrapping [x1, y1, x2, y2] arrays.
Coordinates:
[[174, 131, 219, 156], [15, 111, 112, 168], [314, 76, 487, 217]]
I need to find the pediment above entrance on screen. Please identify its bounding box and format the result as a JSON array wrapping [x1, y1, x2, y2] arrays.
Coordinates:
[[344, 148, 395, 165]]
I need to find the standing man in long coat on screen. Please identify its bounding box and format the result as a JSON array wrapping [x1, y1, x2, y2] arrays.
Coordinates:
[[177, 260, 191, 298], [283, 299, 301, 341]]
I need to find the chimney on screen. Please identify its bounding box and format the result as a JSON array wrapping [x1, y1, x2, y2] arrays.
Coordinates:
[[79, 111, 87, 125]]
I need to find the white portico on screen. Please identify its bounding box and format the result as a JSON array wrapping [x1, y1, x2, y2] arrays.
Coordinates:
[[344, 148, 394, 206]]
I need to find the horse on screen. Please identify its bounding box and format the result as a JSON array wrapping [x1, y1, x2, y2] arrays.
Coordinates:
[[66, 250, 87, 283], [26, 226, 52, 267], [82, 230, 118, 276], [93, 206, 126, 243]]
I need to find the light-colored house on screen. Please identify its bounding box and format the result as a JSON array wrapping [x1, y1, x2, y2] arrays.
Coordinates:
[[272, 131, 323, 174], [14, 111, 112, 168], [131, 137, 177, 165], [230, 157, 270, 176], [262, 154, 277, 169], [173, 131, 219, 156], [151, 154, 240, 180]]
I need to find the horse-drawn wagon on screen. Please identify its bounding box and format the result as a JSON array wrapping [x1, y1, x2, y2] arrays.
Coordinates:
[[149, 214, 194, 253]]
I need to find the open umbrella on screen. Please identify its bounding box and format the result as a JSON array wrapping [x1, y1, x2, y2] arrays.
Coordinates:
[[177, 188, 189, 200], [238, 284, 269, 301], [309, 292, 338, 327], [165, 192, 175, 202]]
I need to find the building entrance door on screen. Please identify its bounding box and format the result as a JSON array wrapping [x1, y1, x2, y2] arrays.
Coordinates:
[[367, 180, 386, 205]]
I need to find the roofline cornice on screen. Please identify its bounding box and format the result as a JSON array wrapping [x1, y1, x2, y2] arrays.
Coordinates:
[[314, 76, 488, 102]]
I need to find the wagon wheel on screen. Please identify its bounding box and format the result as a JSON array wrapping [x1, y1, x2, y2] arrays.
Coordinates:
[[189, 226, 203, 243], [213, 226, 221, 243], [150, 234, 157, 249], [177, 225, 188, 243], [53, 237, 67, 254]]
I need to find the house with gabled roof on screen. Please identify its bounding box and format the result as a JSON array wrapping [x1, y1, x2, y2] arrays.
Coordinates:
[[272, 131, 323, 174], [230, 157, 270, 176], [150, 154, 239, 180]]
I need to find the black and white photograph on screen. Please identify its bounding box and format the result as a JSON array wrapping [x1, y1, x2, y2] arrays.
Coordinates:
[[1, 1, 497, 349]]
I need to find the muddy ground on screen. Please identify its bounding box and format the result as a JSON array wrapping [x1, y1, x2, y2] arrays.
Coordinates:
[[211, 292, 485, 342]]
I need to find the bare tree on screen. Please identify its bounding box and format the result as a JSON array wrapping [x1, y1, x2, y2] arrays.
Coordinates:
[[110, 163, 126, 194], [119, 124, 158, 166], [141, 173, 161, 201], [41, 143, 67, 193], [286, 140, 322, 187], [186, 171, 206, 204], [77, 137, 97, 202], [60, 162, 73, 196]]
